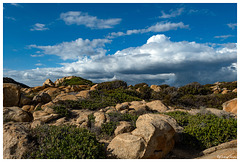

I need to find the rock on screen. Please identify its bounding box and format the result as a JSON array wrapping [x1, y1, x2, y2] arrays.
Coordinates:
[[94, 111, 106, 128], [3, 83, 21, 107], [42, 87, 61, 99], [132, 114, 175, 159], [76, 90, 91, 99], [43, 78, 55, 87], [70, 85, 82, 92], [19, 94, 32, 106], [150, 85, 162, 92], [129, 104, 147, 115], [222, 98, 237, 115], [114, 121, 134, 136], [197, 140, 237, 159], [115, 102, 129, 111], [32, 92, 52, 104], [3, 77, 29, 88], [3, 122, 32, 159], [53, 93, 78, 103], [120, 109, 129, 114], [107, 133, 146, 159], [22, 105, 35, 112], [51, 117, 67, 126], [32, 85, 46, 92], [33, 110, 59, 123], [3, 107, 33, 122], [232, 88, 237, 93], [108, 113, 175, 159], [90, 84, 98, 90], [146, 100, 169, 113], [31, 120, 44, 128], [221, 89, 230, 94]]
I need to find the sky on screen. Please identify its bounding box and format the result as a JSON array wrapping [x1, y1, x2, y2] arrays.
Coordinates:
[[3, 2, 237, 87]]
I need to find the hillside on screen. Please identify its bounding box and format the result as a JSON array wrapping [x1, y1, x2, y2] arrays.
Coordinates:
[[3, 76, 237, 159]]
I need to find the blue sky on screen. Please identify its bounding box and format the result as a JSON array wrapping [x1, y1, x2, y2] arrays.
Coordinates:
[[3, 3, 237, 87]]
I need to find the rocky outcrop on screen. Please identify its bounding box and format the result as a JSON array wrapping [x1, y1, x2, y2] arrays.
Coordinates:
[[42, 79, 55, 87], [32, 92, 52, 104], [108, 114, 175, 159], [3, 122, 32, 159], [3, 107, 33, 122], [114, 121, 134, 136], [222, 98, 237, 115], [197, 140, 237, 159], [150, 85, 162, 92], [146, 100, 169, 113], [3, 83, 21, 107], [3, 77, 29, 88]]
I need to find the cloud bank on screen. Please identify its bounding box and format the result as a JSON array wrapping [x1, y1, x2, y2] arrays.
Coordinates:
[[5, 34, 237, 87]]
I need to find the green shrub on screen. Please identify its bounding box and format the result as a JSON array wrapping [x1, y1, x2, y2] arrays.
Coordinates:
[[96, 80, 127, 90], [219, 81, 237, 91], [178, 82, 212, 96], [101, 121, 119, 136], [52, 105, 71, 118], [107, 112, 139, 128], [164, 111, 237, 150], [25, 125, 106, 159], [59, 76, 94, 86]]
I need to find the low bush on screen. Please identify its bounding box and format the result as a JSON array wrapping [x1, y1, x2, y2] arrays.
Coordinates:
[[52, 105, 71, 118], [24, 125, 106, 159], [164, 111, 237, 150], [219, 81, 237, 91], [96, 80, 127, 90], [101, 121, 119, 136], [59, 77, 94, 86], [107, 112, 139, 128]]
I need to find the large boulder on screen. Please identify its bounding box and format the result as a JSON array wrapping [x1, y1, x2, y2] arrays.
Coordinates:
[[3, 83, 21, 107], [76, 90, 91, 99], [222, 98, 237, 115], [146, 100, 169, 113], [114, 121, 134, 136], [3, 122, 32, 159], [150, 85, 162, 92], [53, 93, 78, 103], [32, 92, 52, 104], [107, 114, 175, 159], [3, 107, 33, 122], [42, 78, 55, 87], [108, 133, 146, 159]]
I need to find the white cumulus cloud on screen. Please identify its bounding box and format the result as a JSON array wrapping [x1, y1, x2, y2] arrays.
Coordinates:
[[60, 11, 121, 29], [29, 38, 111, 60]]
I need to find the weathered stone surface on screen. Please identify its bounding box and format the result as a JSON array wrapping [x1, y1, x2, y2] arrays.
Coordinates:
[[43, 78, 55, 87], [150, 85, 162, 92], [22, 105, 35, 112], [114, 121, 134, 136], [132, 114, 175, 159], [197, 140, 237, 159], [3, 83, 21, 107], [222, 98, 237, 115], [90, 84, 98, 90], [33, 110, 59, 123], [19, 94, 32, 106], [32, 85, 46, 92], [108, 113, 175, 159], [32, 92, 52, 104], [53, 93, 78, 103], [3, 107, 33, 122], [221, 89, 231, 94], [42, 87, 61, 99], [146, 100, 169, 113], [115, 102, 129, 111], [76, 90, 91, 99], [107, 133, 146, 159], [31, 120, 44, 128], [94, 111, 106, 127], [232, 88, 237, 93], [3, 122, 32, 159]]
